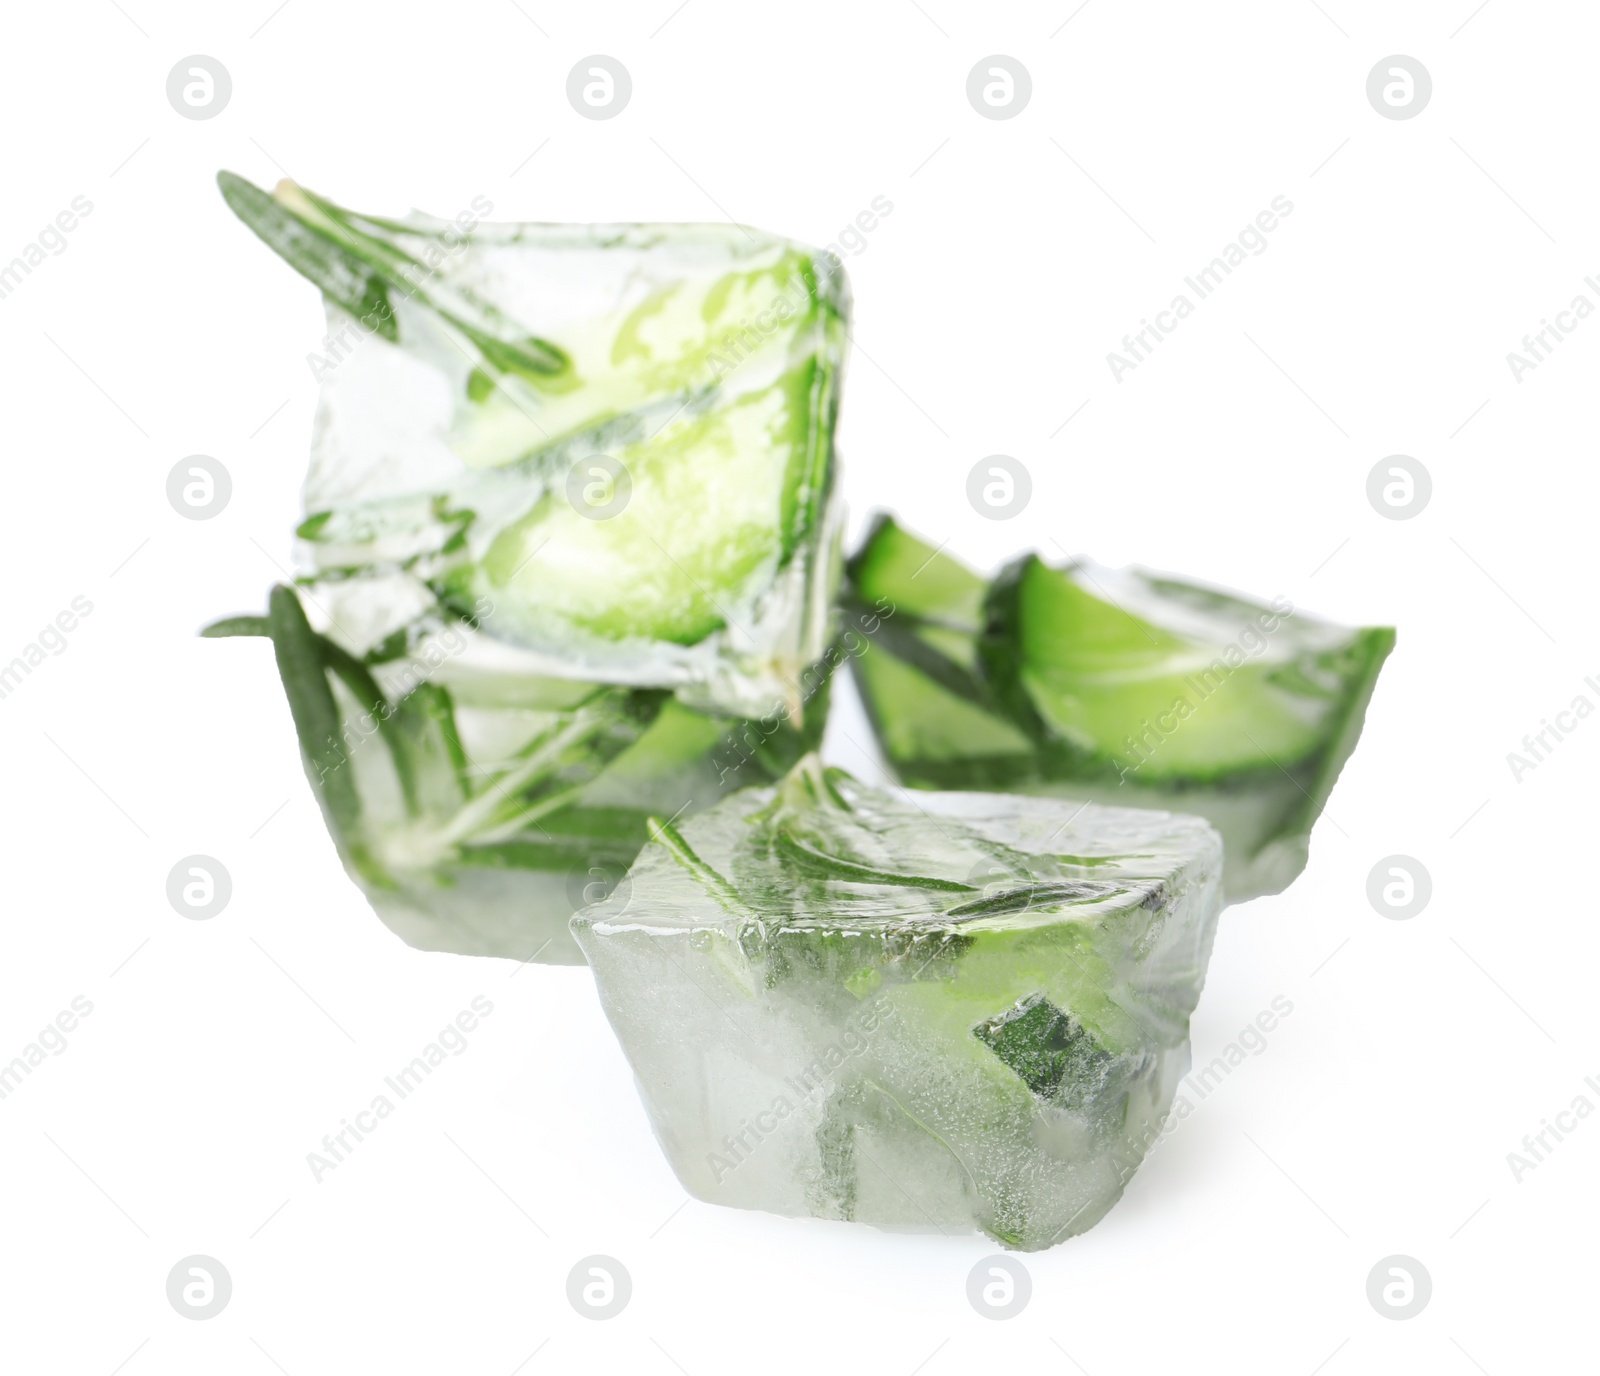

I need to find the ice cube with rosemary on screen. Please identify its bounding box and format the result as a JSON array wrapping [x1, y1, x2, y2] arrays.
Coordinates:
[[217, 172, 849, 723], [571, 756, 1224, 1250], [207, 175, 848, 960], [206, 587, 831, 963], [843, 516, 1394, 900]]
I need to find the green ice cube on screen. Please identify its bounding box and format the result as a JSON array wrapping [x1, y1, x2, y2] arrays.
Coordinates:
[[571, 755, 1224, 1249], [217, 172, 848, 722], [206, 587, 830, 963], [207, 176, 849, 959], [846, 515, 1394, 900]]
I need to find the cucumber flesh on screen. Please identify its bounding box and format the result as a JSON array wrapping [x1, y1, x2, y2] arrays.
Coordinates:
[[844, 515, 1395, 899]]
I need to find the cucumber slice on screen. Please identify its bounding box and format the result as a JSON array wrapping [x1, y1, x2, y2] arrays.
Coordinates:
[[984, 554, 1328, 780], [845, 515, 1395, 900], [476, 366, 818, 648], [211, 179, 850, 958], [218, 172, 849, 721], [849, 511, 986, 630], [852, 649, 1035, 775]]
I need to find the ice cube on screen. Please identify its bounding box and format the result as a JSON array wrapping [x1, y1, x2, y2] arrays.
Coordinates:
[[207, 586, 833, 963], [219, 174, 851, 720], [209, 175, 850, 960], [845, 515, 1394, 900], [571, 755, 1224, 1250]]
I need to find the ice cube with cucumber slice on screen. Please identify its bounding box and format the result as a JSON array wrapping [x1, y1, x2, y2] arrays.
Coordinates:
[[207, 175, 850, 959], [844, 515, 1394, 900], [571, 754, 1224, 1250], [216, 171, 848, 722]]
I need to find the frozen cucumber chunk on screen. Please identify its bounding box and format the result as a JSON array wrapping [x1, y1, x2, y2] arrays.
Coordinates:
[[845, 515, 1394, 900], [206, 588, 829, 963], [217, 172, 849, 721], [207, 175, 848, 960], [973, 995, 1115, 1110], [571, 755, 1224, 1250]]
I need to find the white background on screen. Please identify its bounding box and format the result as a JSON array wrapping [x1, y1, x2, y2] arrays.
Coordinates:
[[1, 1, 1594, 1371]]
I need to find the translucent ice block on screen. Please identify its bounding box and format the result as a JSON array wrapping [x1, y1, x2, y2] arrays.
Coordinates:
[[208, 176, 849, 960], [571, 756, 1224, 1249], [218, 173, 850, 722], [845, 516, 1394, 900], [207, 587, 833, 963]]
